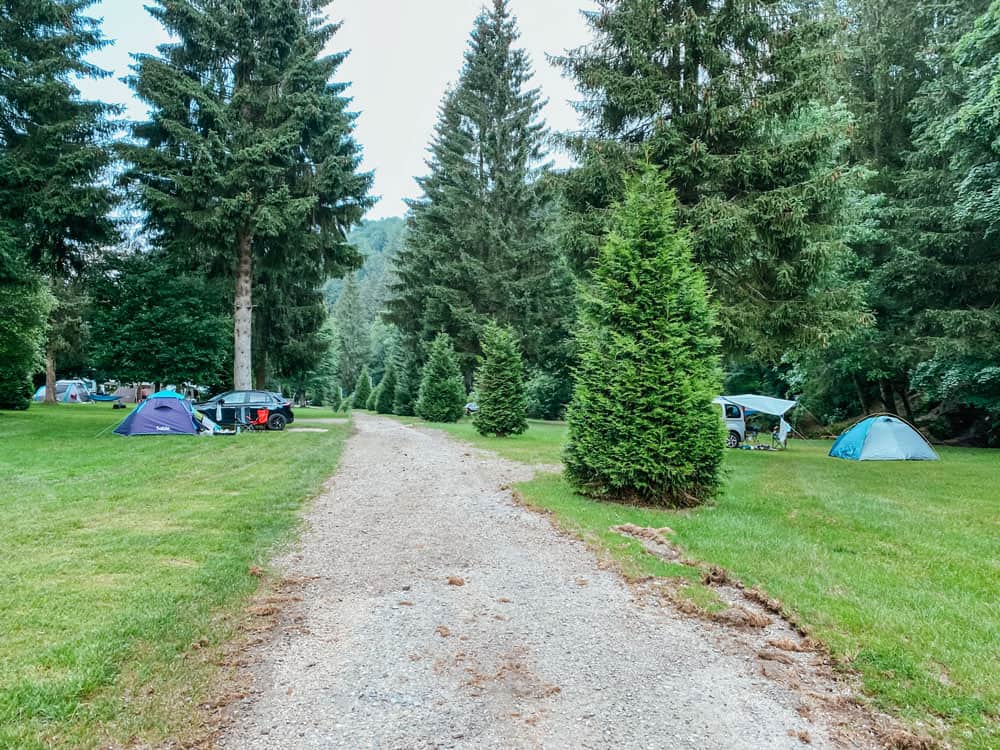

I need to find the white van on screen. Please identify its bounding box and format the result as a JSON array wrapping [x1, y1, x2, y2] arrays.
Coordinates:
[[713, 397, 746, 448]]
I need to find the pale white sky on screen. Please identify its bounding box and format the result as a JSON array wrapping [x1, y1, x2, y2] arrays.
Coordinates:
[[78, 0, 596, 219]]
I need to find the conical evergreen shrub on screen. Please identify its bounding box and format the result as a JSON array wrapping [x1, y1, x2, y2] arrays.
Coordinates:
[[474, 323, 528, 437], [366, 385, 378, 411], [353, 366, 372, 409], [564, 168, 724, 507], [393, 354, 420, 416], [416, 333, 466, 423], [375, 359, 397, 414]]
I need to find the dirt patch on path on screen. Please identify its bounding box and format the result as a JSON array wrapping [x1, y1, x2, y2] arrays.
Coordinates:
[[216, 414, 883, 749]]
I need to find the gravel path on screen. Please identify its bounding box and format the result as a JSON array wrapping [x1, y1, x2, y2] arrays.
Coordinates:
[[219, 414, 871, 750]]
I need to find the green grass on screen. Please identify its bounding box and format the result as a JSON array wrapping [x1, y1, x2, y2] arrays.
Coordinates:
[[385, 414, 566, 464], [412, 417, 999, 748], [0, 404, 350, 750]]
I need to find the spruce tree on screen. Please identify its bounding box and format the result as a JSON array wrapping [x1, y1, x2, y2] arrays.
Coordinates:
[[0, 0, 119, 401], [353, 366, 372, 409], [333, 274, 371, 393], [387, 0, 573, 380], [416, 333, 466, 423], [393, 353, 420, 417], [375, 358, 398, 414], [565, 169, 724, 507], [555, 0, 859, 362], [123, 0, 373, 390], [474, 324, 528, 437], [365, 385, 378, 411]]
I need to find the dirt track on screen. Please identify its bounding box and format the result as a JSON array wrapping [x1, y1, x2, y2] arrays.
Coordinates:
[[218, 414, 880, 750]]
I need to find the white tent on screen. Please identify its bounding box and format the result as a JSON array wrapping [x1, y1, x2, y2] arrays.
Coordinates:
[[716, 394, 798, 446], [717, 394, 797, 417]]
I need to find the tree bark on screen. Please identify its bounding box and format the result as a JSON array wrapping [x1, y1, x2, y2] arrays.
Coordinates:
[[44, 348, 56, 404], [233, 231, 254, 390]]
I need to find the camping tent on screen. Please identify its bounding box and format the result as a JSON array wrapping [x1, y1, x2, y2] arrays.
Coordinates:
[[829, 415, 939, 461], [32, 380, 91, 403], [114, 391, 201, 436]]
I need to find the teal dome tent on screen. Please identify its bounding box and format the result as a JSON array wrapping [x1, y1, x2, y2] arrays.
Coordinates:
[[829, 415, 939, 461]]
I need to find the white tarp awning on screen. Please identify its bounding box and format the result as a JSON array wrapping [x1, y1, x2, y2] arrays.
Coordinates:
[[716, 394, 797, 417]]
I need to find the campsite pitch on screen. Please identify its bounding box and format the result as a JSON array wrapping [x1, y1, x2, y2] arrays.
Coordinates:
[[0, 405, 349, 750]]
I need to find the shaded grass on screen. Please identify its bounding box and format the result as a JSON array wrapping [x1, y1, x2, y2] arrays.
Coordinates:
[[413, 416, 998, 748], [0, 404, 349, 749]]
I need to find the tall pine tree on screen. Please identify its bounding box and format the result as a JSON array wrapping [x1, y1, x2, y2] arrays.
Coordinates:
[[0, 0, 118, 402], [333, 274, 371, 394], [124, 0, 372, 390], [555, 0, 861, 362], [387, 0, 574, 381]]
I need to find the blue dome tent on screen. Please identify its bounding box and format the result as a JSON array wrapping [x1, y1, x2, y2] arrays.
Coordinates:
[[114, 391, 202, 436], [829, 415, 939, 461]]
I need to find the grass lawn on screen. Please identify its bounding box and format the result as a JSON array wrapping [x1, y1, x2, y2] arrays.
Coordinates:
[[0, 404, 350, 750], [409, 416, 999, 749], [383, 413, 566, 465]]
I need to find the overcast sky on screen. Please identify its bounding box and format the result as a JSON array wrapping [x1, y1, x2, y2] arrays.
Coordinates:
[[77, 0, 596, 220]]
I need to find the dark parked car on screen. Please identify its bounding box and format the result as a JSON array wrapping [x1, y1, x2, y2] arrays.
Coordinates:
[[195, 390, 294, 431]]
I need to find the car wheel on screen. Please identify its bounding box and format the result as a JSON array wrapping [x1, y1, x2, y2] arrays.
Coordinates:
[[726, 430, 741, 448], [267, 413, 287, 431]]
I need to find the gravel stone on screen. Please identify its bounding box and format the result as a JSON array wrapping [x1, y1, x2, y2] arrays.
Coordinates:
[[218, 414, 872, 749]]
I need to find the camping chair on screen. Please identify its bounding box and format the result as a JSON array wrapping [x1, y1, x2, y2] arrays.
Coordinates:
[[236, 407, 269, 432]]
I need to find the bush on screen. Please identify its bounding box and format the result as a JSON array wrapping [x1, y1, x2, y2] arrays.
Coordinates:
[[474, 323, 527, 437], [0, 278, 50, 410], [416, 333, 465, 423], [0, 365, 33, 410], [565, 168, 724, 507], [375, 359, 397, 414], [337, 397, 352, 413], [525, 370, 572, 421], [393, 354, 420, 416], [353, 366, 372, 409], [365, 385, 378, 411]]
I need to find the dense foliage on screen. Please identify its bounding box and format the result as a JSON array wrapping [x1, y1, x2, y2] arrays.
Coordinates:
[[554, 0, 860, 363], [333, 275, 371, 394], [474, 324, 528, 437], [565, 169, 724, 506], [87, 252, 231, 388], [0, 278, 51, 409], [415, 333, 466, 423]]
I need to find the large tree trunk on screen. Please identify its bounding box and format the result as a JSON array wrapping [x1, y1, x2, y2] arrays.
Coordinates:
[[233, 231, 254, 390], [44, 348, 56, 404]]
